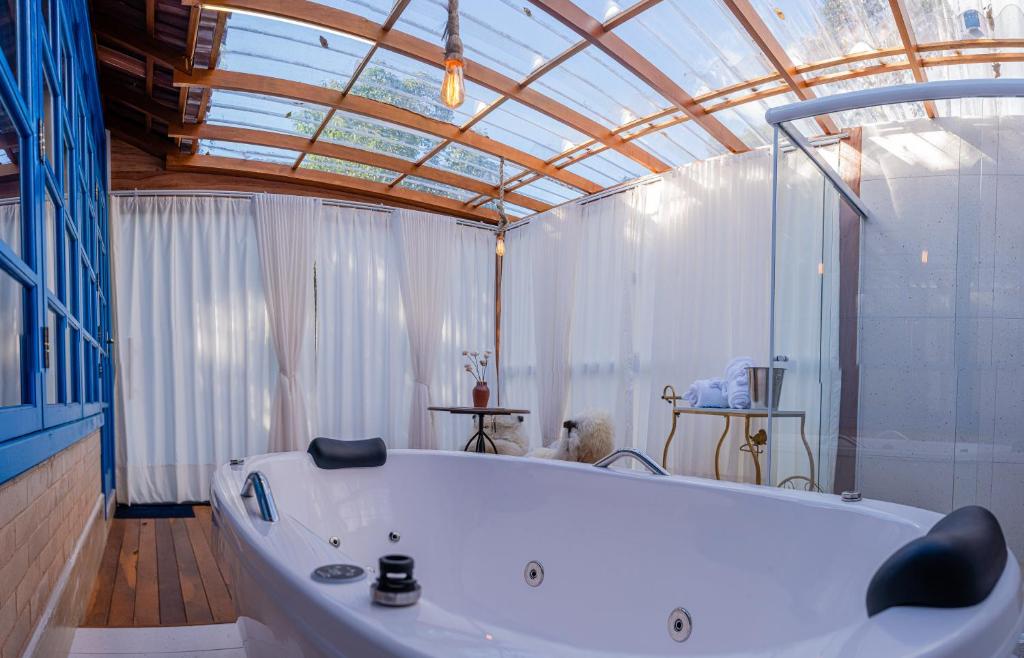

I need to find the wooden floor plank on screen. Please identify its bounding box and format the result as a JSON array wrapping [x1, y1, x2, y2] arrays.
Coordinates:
[[170, 517, 214, 625], [133, 519, 160, 626], [193, 505, 230, 589], [84, 519, 125, 626], [155, 518, 187, 625], [185, 516, 235, 622], [107, 519, 140, 625]]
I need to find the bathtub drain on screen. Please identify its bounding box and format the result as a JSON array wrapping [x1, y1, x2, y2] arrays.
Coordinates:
[[524, 561, 544, 587], [668, 608, 692, 642]]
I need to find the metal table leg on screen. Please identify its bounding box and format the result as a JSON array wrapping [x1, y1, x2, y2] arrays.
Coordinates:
[[712, 416, 732, 480], [463, 413, 498, 454]]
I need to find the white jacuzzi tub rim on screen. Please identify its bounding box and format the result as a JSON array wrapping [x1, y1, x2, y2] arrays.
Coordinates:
[[213, 449, 1021, 658]]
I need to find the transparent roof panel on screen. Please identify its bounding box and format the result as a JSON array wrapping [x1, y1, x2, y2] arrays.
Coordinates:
[[426, 143, 524, 186], [629, 120, 727, 166], [574, 0, 646, 22], [904, 0, 1019, 44], [532, 47, 669, 128], [199, 140, 299, 166], [474, 99, 589, 161], [300, 155, 398, 183], [321, 110, 443, 162], [615, 0, 773, 98], [306, 0, 395, 22], [352, 48, 500, 126], [395, 0, 580, 80], [482, 198, 534, 218], [814, 69, 923, 126], [398, 176, 477, 202], [219, 12, 372, 90], [564, 148, 649, 187], [206, 90, 329, 138], [514, 176, 583, 206], [742, 0, 903, 68]]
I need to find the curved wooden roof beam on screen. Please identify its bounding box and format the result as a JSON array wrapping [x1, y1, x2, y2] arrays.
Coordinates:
[[173, 68, 601, 194], [195, 0, 670, 172], [168, 123, 552, 212], [526, 0, 750, 154], [167, 153, 502, 223], [887, 0, 938, 118]]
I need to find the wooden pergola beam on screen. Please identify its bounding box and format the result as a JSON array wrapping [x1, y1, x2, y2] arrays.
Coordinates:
[[101, 81, 181, 125], [719, 0, 839, 135], [169, 123, 551, 212], [526, 0, 750, 153], [196, 0, 669, 172], [167, 153, 503, 223], [96, 45, 146, 78], [173, 68, 602, 193], [888, 0, 938, 118], [94, 17, 191, 73]]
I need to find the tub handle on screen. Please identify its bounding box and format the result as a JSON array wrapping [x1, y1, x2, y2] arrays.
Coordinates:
[[594, 449, 670, 476], [240, 471, 279, 522]]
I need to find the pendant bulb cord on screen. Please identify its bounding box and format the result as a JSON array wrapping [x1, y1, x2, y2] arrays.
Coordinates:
[[444, 0, 463, 62]]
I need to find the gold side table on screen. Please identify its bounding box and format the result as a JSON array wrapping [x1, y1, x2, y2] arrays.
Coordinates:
[[660, 386, 817, 491]]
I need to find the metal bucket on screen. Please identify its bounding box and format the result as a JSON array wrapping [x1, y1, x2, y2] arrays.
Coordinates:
[[747, 366, 785, 410]]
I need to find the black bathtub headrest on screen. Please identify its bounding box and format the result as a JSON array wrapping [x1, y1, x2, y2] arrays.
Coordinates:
[[307, 437, 387, 469], [866, 505, 1007, 616]]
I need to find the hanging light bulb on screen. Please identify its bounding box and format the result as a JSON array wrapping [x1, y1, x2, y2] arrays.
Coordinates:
[[441, 0, 465, 109], [495, 233, 506, 257]]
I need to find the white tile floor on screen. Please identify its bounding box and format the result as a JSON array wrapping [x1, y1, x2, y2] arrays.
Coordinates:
[[70, 623, 245, 658]]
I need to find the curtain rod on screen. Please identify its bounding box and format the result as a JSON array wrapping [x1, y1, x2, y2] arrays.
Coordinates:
[[110, 189, 494, 230]]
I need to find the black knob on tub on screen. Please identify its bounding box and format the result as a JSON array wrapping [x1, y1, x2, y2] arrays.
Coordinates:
[[371, 554, 421, 606]]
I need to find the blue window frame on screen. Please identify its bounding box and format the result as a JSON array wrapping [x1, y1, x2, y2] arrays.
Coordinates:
[[0, 0, 111, 490]]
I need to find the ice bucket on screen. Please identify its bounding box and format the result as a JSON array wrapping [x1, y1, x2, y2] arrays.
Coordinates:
[[746, 366, 785, 410]]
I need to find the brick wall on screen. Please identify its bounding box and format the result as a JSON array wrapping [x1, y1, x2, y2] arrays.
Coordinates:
[[0, 432, 102, 658]]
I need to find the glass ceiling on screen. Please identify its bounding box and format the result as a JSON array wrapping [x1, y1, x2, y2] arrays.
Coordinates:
[[193, 0, 1024, 220]]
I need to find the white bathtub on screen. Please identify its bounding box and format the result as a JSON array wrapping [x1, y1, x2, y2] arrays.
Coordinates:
[[210, 450, 1024, 657]]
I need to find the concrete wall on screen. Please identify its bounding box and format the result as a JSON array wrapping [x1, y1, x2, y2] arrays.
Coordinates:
[[0, 432, 108, 658], [857, 116, 1024, 560]]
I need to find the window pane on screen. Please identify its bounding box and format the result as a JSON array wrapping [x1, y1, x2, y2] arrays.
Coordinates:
[[321, 110, 442, 161], [207, 90, 329, 138], [45, 193, 56, 293], [63, 135, 71, 204], [198, 139, 300, 165], [65, 227, 74, 311], [46, 307, 57, 403], [0, 270, 24, 406], [426, 143, 524, 186], [0, 96, 21, 257], [0, 0, 17, 83], [43, 77, 55, 168], [300, 155, 397, 183], [67, 327, 77, 403]]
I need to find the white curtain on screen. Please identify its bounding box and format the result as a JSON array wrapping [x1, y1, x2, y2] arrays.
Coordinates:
[[254, 193, 321, 453], [391, 209, 457, 450], [643, 153, 774, 482], [0, 201, 21, 407], [312, 205, 410, 447], [111, 195, 276, 503], [530, 206, 583, 446]]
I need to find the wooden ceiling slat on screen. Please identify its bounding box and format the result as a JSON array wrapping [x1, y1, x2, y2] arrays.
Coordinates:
[[526, 0, 750, 154], [887, 0, 938, 118], [719, 0, 839, 134], [95, 17, 190, 72], [195, 0, 669, 172], [172, 68, 602, 193], [168, 123, 552, 212], [167, 153, 502, 223]]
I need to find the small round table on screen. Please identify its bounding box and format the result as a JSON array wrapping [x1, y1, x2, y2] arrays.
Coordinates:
[[427, 407, 530, 453]]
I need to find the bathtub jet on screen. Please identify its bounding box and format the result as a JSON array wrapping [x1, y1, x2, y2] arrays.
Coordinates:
[[210, 447, 1024, 658]]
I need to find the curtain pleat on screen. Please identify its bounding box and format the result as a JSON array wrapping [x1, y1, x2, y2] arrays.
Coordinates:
[[254, 193, 321, 453], [111, 195, 276, 503]]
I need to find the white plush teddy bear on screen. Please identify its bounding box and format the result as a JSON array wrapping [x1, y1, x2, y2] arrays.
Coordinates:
[[474, 414, 529, 456], [529, 411, 614, 464]]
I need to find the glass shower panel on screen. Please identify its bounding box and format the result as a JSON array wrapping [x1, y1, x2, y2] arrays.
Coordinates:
[[769, 133, 842, 493]]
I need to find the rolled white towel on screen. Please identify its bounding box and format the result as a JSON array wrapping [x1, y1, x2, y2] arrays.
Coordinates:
[[724, 357, 754, 409], [682, 378, 728, 408]]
